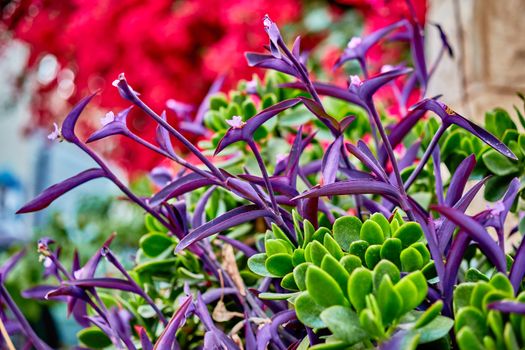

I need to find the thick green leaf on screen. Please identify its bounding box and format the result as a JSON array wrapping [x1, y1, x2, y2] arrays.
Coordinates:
[[464, 268, 489, 283], [77, 327, 112, 349], [265, 253, 294, 277], [309, 240, 330, 266], [410, 242, 430, 265], [333, 216, 362, 251], [504, 323, 519, 350], [359, 308, 384, 339], [295, 292, 325, 328], [373, 259, 400, 290], [349, 240, 369, 263], [455, 306, 487, 338], [414, 313, 454, 343], [321, 255, 350, 296], [400, 247, 423, 272], [380, 238, 402, 268], [306, 266, 348, 307], [470, 282, 493, 310], [259, 292, 299, 300], [482, 149, 519, 176], [293, 262, 312, 291], [339, 255, 362, 275], [456, 327, 485, 350], [415, 300, 443, 329], [394, 277, 418, 314], [393, 222, 423, 248], [377, 275, 403, 325], [489, 272, 514, 297], [292, 248, 306, 266], [323, 234, 344, 260], [371, 213, 391, 238], [405, 271, 428, 303], [247, 253, 277, 277], [364, 244, 381, 269], [139, 232, 174, 257], [360, 220, 384, 245], [348, 267, 373, 312], [320, 306, 367, 344], [281, 272, 299, 291], [265, 239, 293, 256]]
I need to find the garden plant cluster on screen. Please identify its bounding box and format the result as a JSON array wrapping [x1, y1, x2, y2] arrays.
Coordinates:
[[3, 4, 525, 350]]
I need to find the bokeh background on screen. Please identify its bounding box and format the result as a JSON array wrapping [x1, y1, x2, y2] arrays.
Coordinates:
[[0, 0, 523, 346]]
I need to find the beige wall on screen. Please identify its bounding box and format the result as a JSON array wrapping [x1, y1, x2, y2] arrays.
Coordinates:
[[427, 0, 525, 122]]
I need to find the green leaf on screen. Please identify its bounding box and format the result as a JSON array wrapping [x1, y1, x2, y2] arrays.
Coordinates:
[[455, 306, 487, 338], [482, 149, 519, 176], [394, 277, 418, 315], [393, 222, 423, 248], [364, 244, 381, 269], [309, 240, 330, 266], [349, 240, 369, 263], [359, 308, 384, 339], [313, 227, 331, 243], [339, 255, 362, 275], [321, 255, 350, 296], [309, 342, 349, 350], [470, 282, 493, 310], [456, 327, 486, 350], [77, 327, 112, 349], [380, 238, 402, 268], [271, 223, 294, 248], [414, 313, 454, 343], [405, 271, 427, 303], [303, 219, 315, 247], [323, 234, 344, 260], [373, 260, 400, 290], [348, 267, 373, 312], [320, 306, 368, 344], [265, 239, 293, 256], [410, 242, 430, 265], [295, 292, 325, 328], [281, 272, 299, 291], [294, 262, 312, 291], [377, 275, 403, 325], [371, 213, 391, 238], [210, 93, 228, 110], [453, 283, 476, 314], [265, 253, 294, 277], [415, 300, 443, 328], [139, 232, 174, 257], [306, 266, 348, 307], [292, 210, 304, 247], [333, 216, 362, 251], [484, 175, 514, 201], [518, 134, 525, 157], [259, 292, 300, 300], [489, 272, 514, 297], [360, 220, 385, 245], [464, 268, 489, 282], [504, 323, 519, 350], [134, 258, 178, 275], [247, 253, 277, 277], [292, 248, 306, 266], [400, 247, 424, 272]]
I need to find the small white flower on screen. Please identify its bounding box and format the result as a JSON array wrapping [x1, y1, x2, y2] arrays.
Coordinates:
[[263, 15, 272, 29], [226, 115, 246, 129], [101, 111, 115, 126], [47, 122, 61, 141], [381, 64, 394, 73], [43, 257, 53, 268], [349, 75, 363, 87], [347, 37, 362, 50]]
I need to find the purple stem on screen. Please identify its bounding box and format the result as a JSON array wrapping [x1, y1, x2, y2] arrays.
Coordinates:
[[404, 124, 447, 190], [0, 284, 52, 350]]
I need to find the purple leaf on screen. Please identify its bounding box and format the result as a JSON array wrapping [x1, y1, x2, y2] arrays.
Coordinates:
[[488, 301, 525, 314], [192, 186, 216, 228], [215, 98, 301, 155], [294, 179, 401, 204], [443, 231, 470, 301], [17, 168, 106, 213], [66, 278, 139, 294], [510, 235, 525, 293], [437, 177, 490, 253], [22, 285, 66, 301], [380, 109, 426, 164], [156, 111, 177, 158], [149, 173, 219, 207], [176, 205, 273, 252], [445, 154, 476, 206], [432, 205, 506, 273], [281, 81, 366, 109], [139, 328, 153, 350], [432, 146, 445, 205], [334, 20, 407, 69], [351, 67, 412, 102], [61, 92, 98, 142], [216, 235, 257, 257], [298, 97, 340, 134], [245, 52, 299, 78], [322, 135, 343, 185], [412, 99, 517, 160], [345, 142, 389, 182], [0, 249, 26, 282], [86, 107, 133, 143], [153, 296, 192, 350], [194, 293, 239, 349]]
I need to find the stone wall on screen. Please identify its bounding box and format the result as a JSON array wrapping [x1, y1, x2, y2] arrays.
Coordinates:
[[427, 0, 525, 122]]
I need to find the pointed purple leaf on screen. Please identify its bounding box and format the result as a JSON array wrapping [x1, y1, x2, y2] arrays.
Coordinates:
[[245, 52, 299, 78], [176, 205, 273, 252], [86, 107, 133, 143], [445, 154, 476, 206], [322, 135, 343, 185], [17, 168, 106, 213], [153, 296, 192, 350], [488, 301, 525, 314], [149, 173, 219, 207], [345, 142, 389, 182], [61, 92, 98, 142], [432, 205, 506, 273]]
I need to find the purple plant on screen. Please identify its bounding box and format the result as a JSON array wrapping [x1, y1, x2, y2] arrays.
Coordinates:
[[6, 6, 524, 350]]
